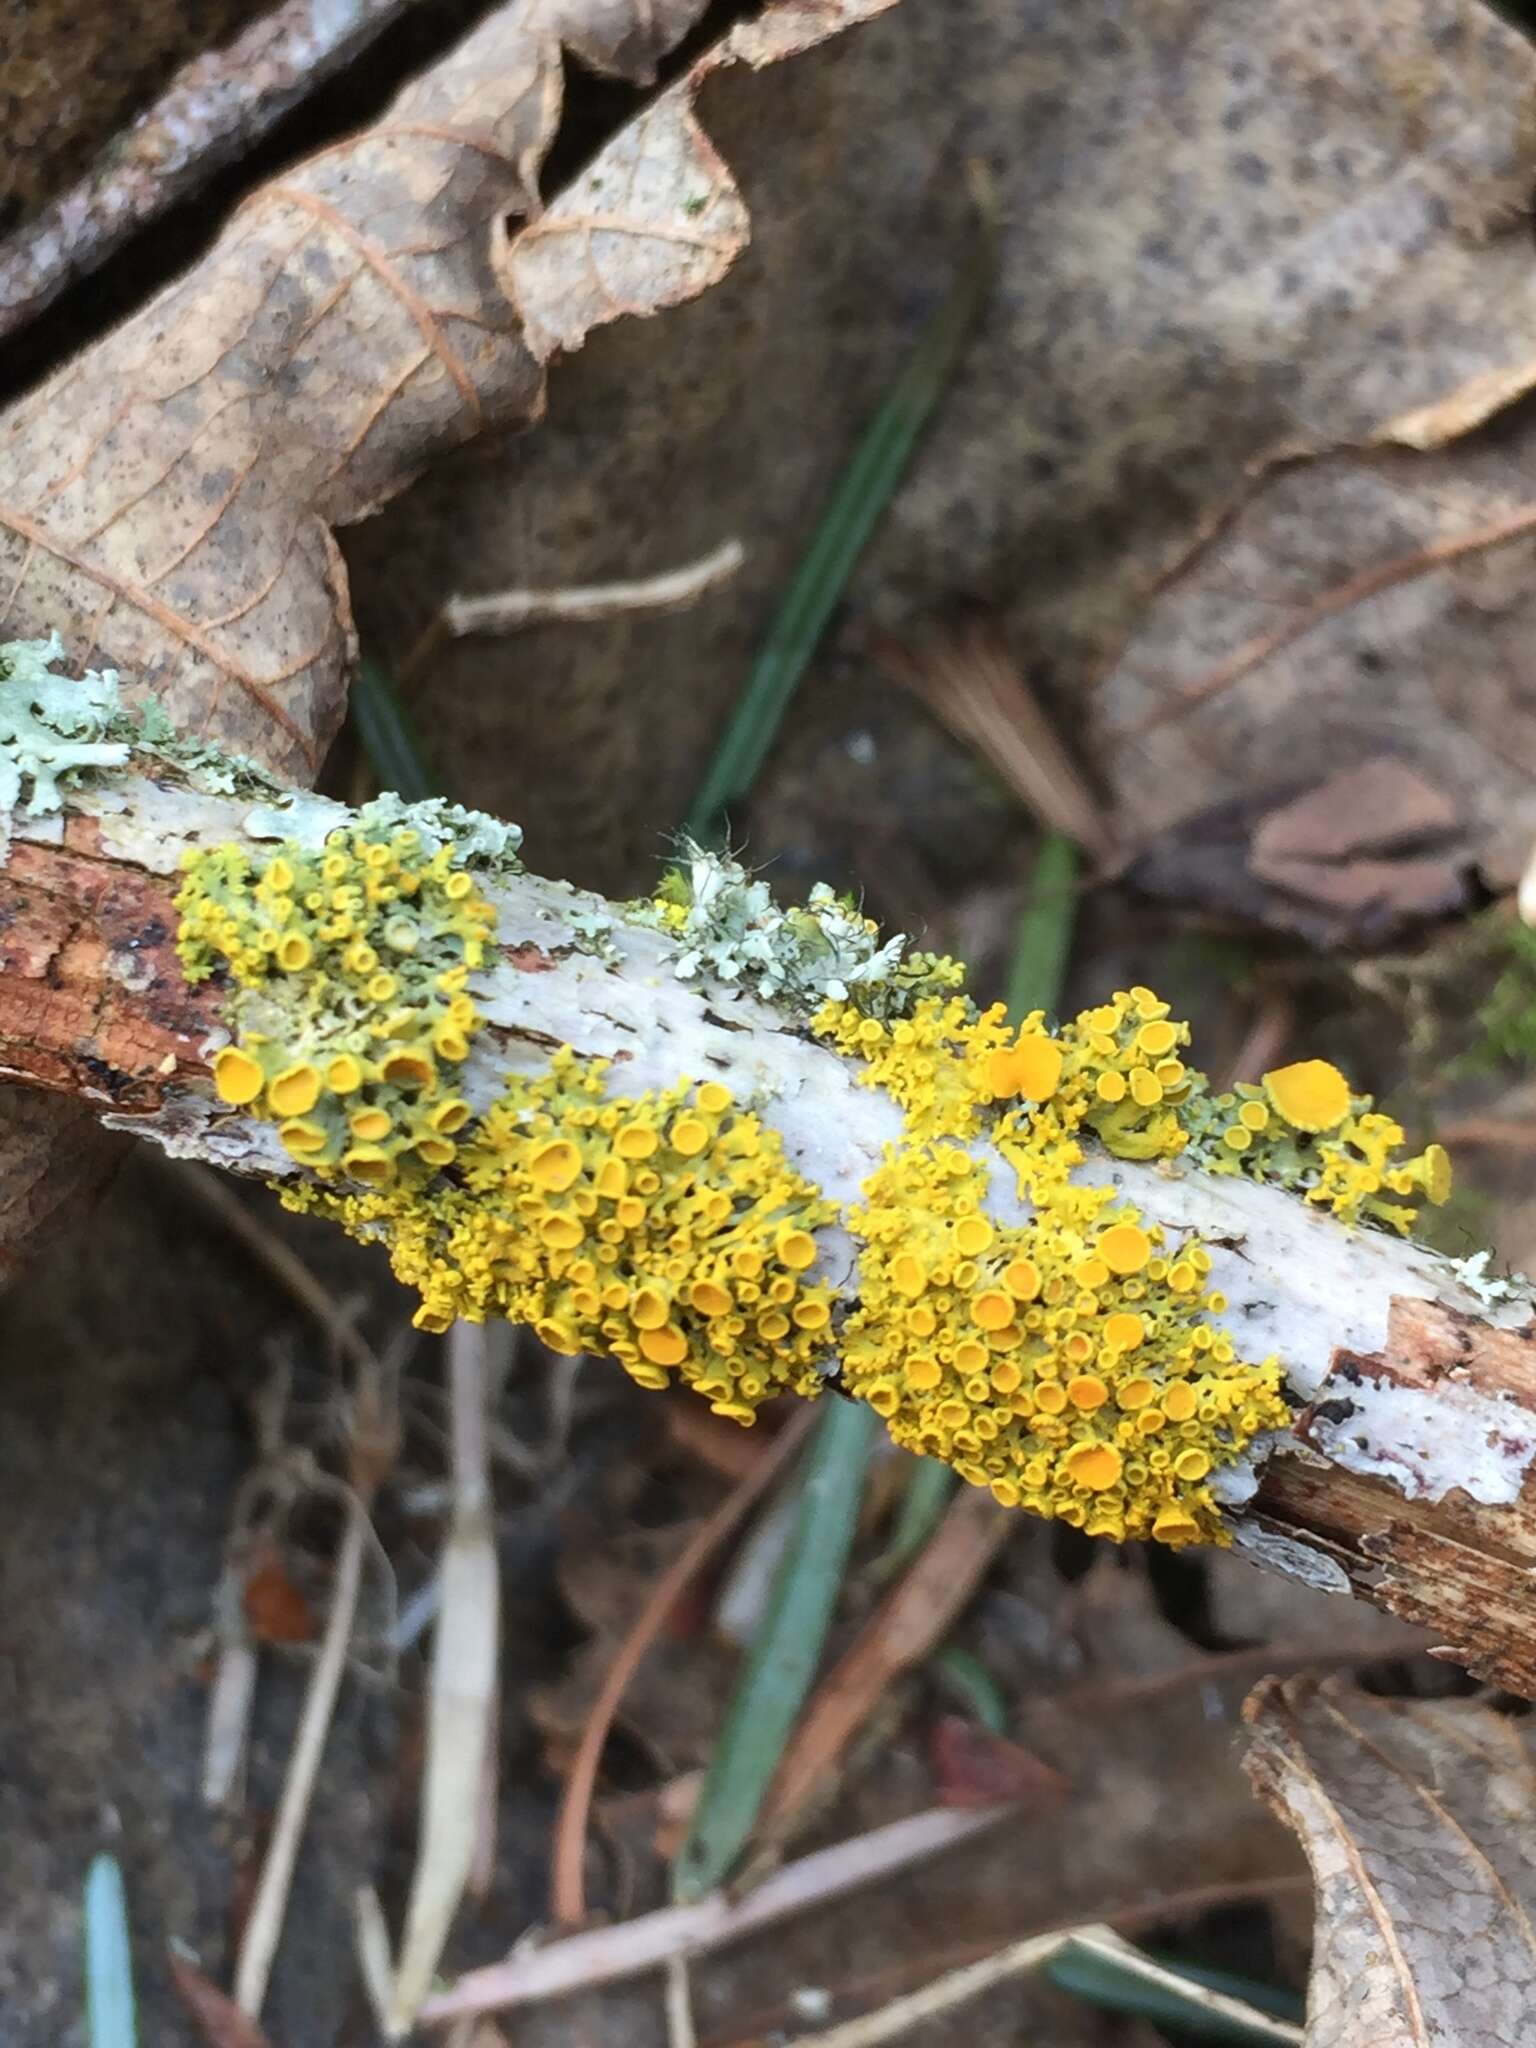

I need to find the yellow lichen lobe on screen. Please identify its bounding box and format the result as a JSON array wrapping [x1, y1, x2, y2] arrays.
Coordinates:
[[1263, 1059, 1351, 1133], [177, 821, 498, 1179]]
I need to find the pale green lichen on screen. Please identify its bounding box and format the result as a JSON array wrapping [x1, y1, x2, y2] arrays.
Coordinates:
[[631, 842, 964, 1015], [0, 632, 279, 847], [1448, 1247, 1530, 1309], [0, 634, 134, 825]]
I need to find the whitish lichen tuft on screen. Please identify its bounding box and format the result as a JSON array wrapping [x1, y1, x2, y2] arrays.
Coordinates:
[[631, 842, 965, 1014]]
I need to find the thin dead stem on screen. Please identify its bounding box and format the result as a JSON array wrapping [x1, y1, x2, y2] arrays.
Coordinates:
[[703, 1875, 1312, 2048], [172, 1160, 380, 1380], [422, 1803, 1013, 2024], [388, 1321, 501, 2036], [549, 1403, 816, 1928], [233, 1340, 398, 2018], [234, 1491, 373, 2016], [1112, 501, 1536, 743], [400, 539, 744, 686], [756, 1922, 1302, 2048], [666, 1954, 699, 2048]]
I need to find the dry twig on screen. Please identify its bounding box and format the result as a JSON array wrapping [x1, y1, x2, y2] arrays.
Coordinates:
[[400, 539, 746, 686], [388, 1321, 502, 2035], [703, 1874, 1312, 2048], [422, 1804, 1013, 2024], [0, 0, 421, 341], [751, 1922, 1303, 2048], [233, 1351, 399, 2017]]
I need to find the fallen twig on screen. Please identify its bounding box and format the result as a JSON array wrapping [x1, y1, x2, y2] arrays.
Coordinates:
[[0, 0, 421, 342], [422, 1803, 1013, 2024], [701, 1873, 1312, 2048], [399, 538, 747, 687], [756, 1921, 1302, 2048], [233, 1354, 398, 2017], [1037, 1630, 1429, 1724]]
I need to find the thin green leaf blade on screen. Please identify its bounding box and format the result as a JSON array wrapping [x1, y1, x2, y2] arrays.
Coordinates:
[[83, 1854, 137, 2048], [671, 1397, 877, 1901], [683, 195, 997, 847]]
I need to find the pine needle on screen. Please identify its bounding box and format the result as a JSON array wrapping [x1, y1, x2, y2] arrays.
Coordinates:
[[682, 173, 997, 847], [671, 1397, 878, 1902]]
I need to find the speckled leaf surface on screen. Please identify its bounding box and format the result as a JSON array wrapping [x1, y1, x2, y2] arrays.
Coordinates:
[[349, 0, 1536, 904], [0, 0, 723, 784], [1244, 1676, 1536, 2046]]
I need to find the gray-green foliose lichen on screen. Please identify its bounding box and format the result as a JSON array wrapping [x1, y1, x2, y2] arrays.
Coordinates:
[[0, 632, 279, 845], [0, 635, 525, 884]]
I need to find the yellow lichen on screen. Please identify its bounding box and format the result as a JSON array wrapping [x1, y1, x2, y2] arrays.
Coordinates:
[[809, 985, 1292, 1544], [177, 819, 498, 1174], [180, 830, 1456, 1550], [1263, 1059, 1351, 1133]]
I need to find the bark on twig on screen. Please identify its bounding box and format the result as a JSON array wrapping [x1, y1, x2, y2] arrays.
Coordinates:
[[0, 0, 423, 343], [5, 770, 1536, 1689]]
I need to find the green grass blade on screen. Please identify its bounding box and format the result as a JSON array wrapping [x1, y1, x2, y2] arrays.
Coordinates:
[[1046, 1939, 1302, 2046], [876, 1452, 957, 1579], [682, 198, 996, 848], [83, 1855, 137, 2048], [352, 652, 439, 802], [671, 1397, 878, 1901], [929, 1643, 1008, 1734], [1006, 831, 1079, 1022]]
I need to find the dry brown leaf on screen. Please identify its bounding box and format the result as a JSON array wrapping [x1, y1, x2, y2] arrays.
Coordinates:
[[1097, 444, 1536, 894], [351, 0, 1536, 907], [1126, 756, 1472, 948], [0, 0, 894, 1265], [1244, 1675, 1536, 2047], [0, 0, 722, 778], [1249, 762, 1459, 871], [505, 0, 899, 360]]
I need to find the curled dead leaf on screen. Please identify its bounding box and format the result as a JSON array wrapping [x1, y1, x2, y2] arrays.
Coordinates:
[[1244, 1675, 1536, 2047]]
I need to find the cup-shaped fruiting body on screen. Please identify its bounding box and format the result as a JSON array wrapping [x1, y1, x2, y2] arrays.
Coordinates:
[[176, 821, 499, 1176], [1179, 1060, 1452, 1233], [814, 983, 1451, 1546], [284, 1050, 840, 1425]]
